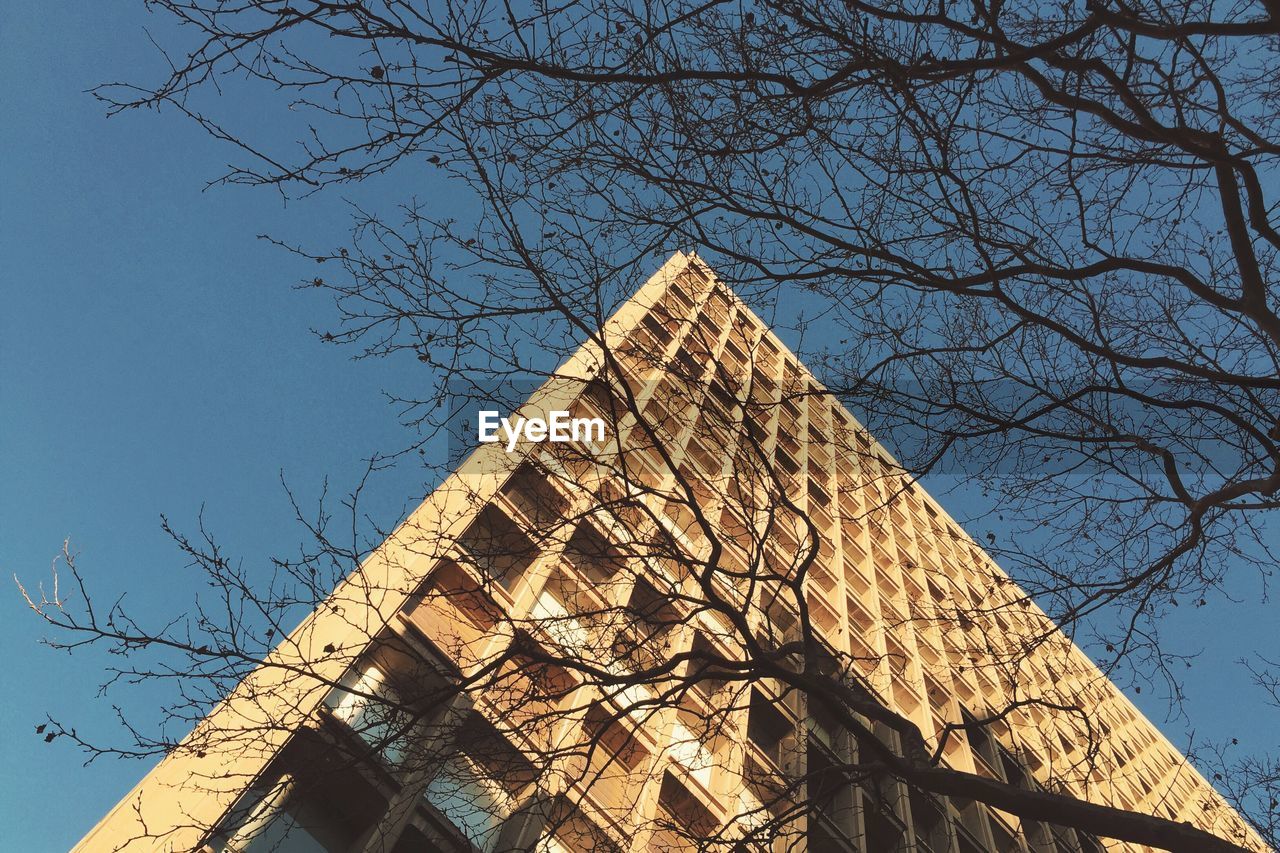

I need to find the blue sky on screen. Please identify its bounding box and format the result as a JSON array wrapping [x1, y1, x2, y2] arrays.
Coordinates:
[[0, 3, 1276, 851], [0, 4, 433, 848]]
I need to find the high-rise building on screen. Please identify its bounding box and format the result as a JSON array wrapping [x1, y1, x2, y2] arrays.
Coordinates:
[[74, 253, 1264, 853]]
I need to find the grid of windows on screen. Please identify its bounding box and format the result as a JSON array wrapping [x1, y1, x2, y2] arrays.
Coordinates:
[[100, 252, 1264, 853], [281, 256, 1258, 851]]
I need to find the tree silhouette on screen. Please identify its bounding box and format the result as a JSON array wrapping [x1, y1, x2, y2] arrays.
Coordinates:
[[22, 0, 1280, 849]]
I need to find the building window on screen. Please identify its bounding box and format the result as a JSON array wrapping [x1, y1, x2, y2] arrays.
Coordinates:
[[951, 797, 991, 853], [862, 799, 907, 853], [961, 708, 1003, 781], [657, 771, 718, 836], [688, 634, 732, 701], [532, 797, 621, 853], [405, 560, 502, 666], [908, 788, 950, 853], [327, 662, 411, 766], [611, 577, 679, 672], [220, 798, 345, 853], [423, 714, 533, 853], [457, 505, 538, 592], [487, 640, 576, 734], [500, 462, 569, 533], [853, 728, 907, 853], [747, 689, 795, 770], [807, 734, 857, 848], [578, 702, 650, 808], [626, 577, 679, 640], [670, 705, 718, 790], [529, 572, 593, 654], [212, 765, 384, 853], [564, 522, 626, 584]]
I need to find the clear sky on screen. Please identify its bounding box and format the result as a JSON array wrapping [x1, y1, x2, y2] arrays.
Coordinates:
[[0, 4, 433, 848], [1, 3, 1275, 851]]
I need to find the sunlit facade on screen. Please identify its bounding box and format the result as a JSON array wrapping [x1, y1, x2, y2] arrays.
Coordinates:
[[74, 253, 1264, 853]]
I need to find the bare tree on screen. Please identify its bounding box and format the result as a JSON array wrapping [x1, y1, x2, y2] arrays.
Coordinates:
[[95, 0, 1280, 671], [21, 0, 1280, 849]]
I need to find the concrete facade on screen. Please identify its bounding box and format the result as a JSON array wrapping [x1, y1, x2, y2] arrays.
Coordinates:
[[73, 253, 1265, 853]]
